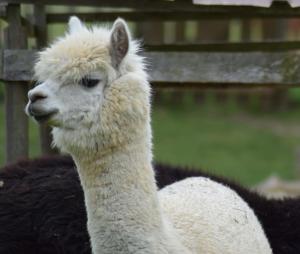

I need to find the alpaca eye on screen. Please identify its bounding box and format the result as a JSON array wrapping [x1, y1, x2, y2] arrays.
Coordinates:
[[80, 78, 100, 88]]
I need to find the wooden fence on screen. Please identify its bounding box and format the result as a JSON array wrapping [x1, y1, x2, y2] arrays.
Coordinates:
[[1, 0, 300, 163]]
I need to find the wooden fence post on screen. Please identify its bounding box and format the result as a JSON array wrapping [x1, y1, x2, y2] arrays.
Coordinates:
[[170, 21, 185, 105], [236, 20, 251, 109], [136, 21, 164, 104], [266, 20, 289, 111], [4, 4, 29, 163], [33, 4, 57, 155], [197, 20, 230, 105]]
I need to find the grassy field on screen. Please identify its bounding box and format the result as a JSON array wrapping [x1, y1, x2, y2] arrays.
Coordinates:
[[152, 94, 300, 186], [0, 97, 300, 186]]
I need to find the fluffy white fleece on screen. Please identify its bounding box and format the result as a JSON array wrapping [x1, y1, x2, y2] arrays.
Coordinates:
[[160, 177, 271, 253], [26, 16, 272, 254]]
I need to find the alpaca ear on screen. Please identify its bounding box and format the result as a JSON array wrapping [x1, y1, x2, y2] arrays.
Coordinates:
[[68, 16, 85, 34], [110, 18, 130, 68]]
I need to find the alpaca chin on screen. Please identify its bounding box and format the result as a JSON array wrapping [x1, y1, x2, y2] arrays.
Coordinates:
[[52, 127, 98, 156]]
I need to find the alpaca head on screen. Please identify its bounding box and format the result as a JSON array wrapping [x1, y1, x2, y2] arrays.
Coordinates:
[[26, 17, 150, 156]]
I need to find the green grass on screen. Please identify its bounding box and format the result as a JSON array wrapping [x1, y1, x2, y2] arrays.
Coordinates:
[[152, 97, 300, 186], [0, 98, 300, 186]]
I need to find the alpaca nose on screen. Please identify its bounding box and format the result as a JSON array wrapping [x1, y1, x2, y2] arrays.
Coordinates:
[[29, 91, 47, 103]]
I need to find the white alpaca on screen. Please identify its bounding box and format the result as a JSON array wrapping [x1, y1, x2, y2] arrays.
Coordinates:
[[26, 17, 272, 254]]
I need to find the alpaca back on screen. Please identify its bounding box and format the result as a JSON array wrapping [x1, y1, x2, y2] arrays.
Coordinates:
[[159, 177, 272, 254], [155, 164, 300, 254]]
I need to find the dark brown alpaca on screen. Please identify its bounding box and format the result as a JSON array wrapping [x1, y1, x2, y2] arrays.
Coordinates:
[[0, 155, 299, 254]]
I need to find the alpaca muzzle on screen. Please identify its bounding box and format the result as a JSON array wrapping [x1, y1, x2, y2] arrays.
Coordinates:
[[27, 103, 58, 123]]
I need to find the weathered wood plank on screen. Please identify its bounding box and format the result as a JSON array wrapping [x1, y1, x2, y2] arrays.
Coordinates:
[[4, 4, 29, 163], [2, 0, 195, 8], [2, 49, 35, 81], [0, 4, 6, 17], [2, 49, 300, 88], [33, 4, 47, 47], [1, 0, 300, 18], [148, 51, 300, 85], [34, 4, 57, 155], [47, 11, 225, 23], [145, 41, 300, 52], [46, 8, 300, 23]]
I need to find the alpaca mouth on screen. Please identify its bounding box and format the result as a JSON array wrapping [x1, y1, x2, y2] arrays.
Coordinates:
[[28, 105, 58, 124], [33, 111, 57, 123]]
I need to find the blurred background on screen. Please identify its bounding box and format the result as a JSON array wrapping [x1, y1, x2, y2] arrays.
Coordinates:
[[2, 4, 300, 189]]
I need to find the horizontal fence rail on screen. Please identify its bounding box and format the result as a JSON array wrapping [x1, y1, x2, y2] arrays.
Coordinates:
[[2, 49, 300, 89], [145, 42, 300, 52], [1, 0, 300, 163], [1, 1, 300, 18]]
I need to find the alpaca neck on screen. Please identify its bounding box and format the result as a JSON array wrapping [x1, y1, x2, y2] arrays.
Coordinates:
[[72, 138, 172, 254]]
